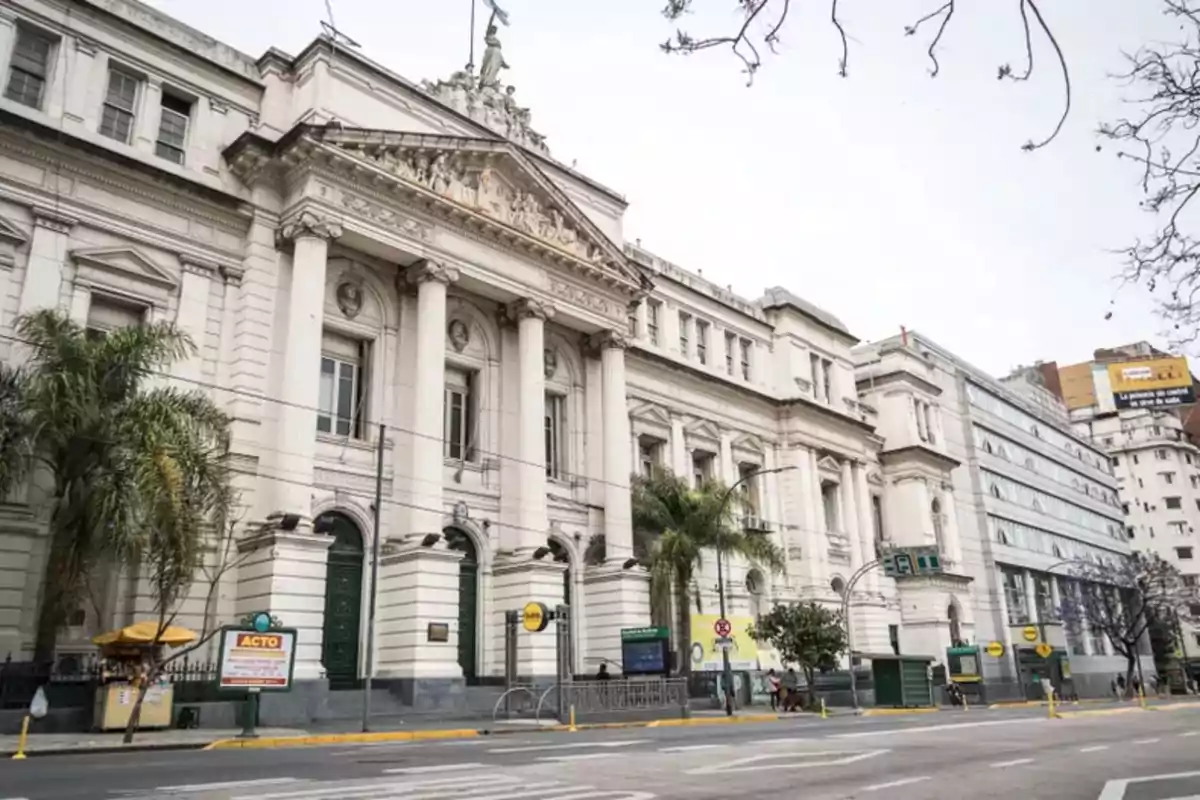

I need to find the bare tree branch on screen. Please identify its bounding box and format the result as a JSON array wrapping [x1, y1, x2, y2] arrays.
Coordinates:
[[659, 0, 1071, 149], [1101, 0, 1200, 345]]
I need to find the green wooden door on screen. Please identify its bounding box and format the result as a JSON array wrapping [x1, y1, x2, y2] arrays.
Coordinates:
[[319, 512, 363, 690], [447, 529, 479, 684]]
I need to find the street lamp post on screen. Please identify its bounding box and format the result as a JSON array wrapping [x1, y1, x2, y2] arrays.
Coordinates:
[[714, 465, 795, 717], [842, 558, 882, 712]]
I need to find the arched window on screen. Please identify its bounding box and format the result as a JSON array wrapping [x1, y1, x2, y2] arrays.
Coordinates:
[[948, 602, 963, 646], [746, 569, 764, 620]]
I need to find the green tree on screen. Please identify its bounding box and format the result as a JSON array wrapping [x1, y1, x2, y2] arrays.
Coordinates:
[[0, 310, 233, 662], [749, 601, 848, 709], [588, 468, 784, 675]]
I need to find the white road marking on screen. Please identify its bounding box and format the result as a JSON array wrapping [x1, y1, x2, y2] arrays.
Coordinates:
[[237, 774, 657, 800], [537, 752, 621, 762], [157, 778, 300, 792], [490, 739, 647, 754], [1081, 745, 1109, 752], [991, 758, 1034, 768], [1134, 738, 1161, 744], [862, 776, 931, 792], [1183, 731, 1199, 737], [658, 744, 725, 752], [383, 763, 487, 774], [686, 749, 888, 775], [834, 718, 1038, 738], [1099, 771, 1200, 800]]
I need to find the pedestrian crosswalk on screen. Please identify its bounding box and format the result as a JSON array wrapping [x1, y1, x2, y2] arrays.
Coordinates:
[[157, 774, 656, 800]]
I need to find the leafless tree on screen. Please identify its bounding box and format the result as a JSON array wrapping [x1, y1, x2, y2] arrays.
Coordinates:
[[1099, 0, 1200, 346], [658, 0, 1070, 150]]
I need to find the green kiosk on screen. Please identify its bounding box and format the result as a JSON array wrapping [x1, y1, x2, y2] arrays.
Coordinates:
[[869, 653, 936, 708]]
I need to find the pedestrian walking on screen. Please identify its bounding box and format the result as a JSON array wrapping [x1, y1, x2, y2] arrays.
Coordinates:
[[781, 668, 800, 711], [766, 669, 781, 711]]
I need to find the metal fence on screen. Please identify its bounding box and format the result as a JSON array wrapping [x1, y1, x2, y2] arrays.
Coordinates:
[[558, 678, 689, 715], [0, 656, 221, 710]]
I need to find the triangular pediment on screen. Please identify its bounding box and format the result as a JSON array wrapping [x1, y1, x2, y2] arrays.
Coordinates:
[[629, 401, 672, 426], [867, 471, 884, 486], [299, 127, 647, 295], [684, 419, 721, 442], [70, 247, 177, 290], [817, 455, 842, 475], [732, 433, 765, 453], [0, 215, 28, 246]]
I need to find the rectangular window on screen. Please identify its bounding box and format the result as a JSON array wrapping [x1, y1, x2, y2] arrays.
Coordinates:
[[692, 452, 714, 488], [156, 91, 191, 164], [443, 367, 477, 461], [822, 358, 833, 403], [646, 301, 660, 345], [1171, 521, 1188, 536], [725, 332, 736, 376], [638, 437, 659, 477], [1002, 568, 1029, 625], [544, 392, 565, 480], [678, 311, 690, 356], [1034, 575, 1055, 622], [739, 338, 752, 381], [1177, 546, 1194, 560], [99, 67, 140, 143], [1164, 471, 1176, 484], [1112, 456, 1120, 467], [86, 294, 145, 337], [695, 320, 709, 365], [5, 26, 53, 108], [1167, 496, 1183, 510], [1192, 475, 1199, 489], [871, 495, 885, 546], [317, 333, 367, 438], [1157, 449, 1169, 460], [737, 462, 761, 516], [627, 304, 638, 337], [810, 353, 820, 397]]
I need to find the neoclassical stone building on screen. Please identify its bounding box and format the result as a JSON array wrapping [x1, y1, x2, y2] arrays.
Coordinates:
[[0, 0, 1088, 714]]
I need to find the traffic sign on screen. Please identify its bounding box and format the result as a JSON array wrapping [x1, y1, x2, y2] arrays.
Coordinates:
[[1035, 643, 1053, 659], [985, 641, 1005, 658], [714, 618, 732, 637], [522, 601, 550, 633], [1022, 626, 1039, 642], [715, 636, 734, 651]]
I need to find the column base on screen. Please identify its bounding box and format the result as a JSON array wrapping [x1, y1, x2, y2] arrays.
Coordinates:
[[234, 528, 333, 680], [583, 562, 651, 673], [375, 540, 465, 683], [491, 555, 568, 679]]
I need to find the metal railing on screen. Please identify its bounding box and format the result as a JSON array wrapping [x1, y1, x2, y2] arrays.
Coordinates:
[[540, 679, 689, 719], [0, 656, 221, 710]]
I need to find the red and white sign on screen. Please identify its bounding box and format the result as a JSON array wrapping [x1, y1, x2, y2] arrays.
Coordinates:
[[218, 629, 295, 690], [714, 618, 732, 637]]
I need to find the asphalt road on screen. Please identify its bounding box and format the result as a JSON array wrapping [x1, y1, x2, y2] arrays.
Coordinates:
[[2, 707, 1199, 799]]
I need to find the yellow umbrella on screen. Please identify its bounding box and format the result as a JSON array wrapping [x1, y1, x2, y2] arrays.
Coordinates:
[[92, 621, 198, 647]]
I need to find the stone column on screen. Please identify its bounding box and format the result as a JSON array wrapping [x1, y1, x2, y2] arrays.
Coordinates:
[[595, 330, 633, 561], [272, 211, 341, 529], [719, 431, 736, 486], [17, 207, 76, 319], [853, 462, 877, 591], [1023, 569, 1039, 624], [670, 416, 688, 477], [840, 460, 862, 571], [511, 298, 554, 552], [67, 284, 89, 326], [787, 445, 820, 591], [403, 260, 458, 541], [174, 257, 215, 387], [941, 486, 964, 567]]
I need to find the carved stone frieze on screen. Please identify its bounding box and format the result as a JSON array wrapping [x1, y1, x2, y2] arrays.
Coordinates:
[[277, 210, 343, 244], [548, 278, 618, 321], [340, 192, 433, 242]]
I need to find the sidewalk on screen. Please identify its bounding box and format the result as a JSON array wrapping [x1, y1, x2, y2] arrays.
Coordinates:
[[0, 727, 302, 757]]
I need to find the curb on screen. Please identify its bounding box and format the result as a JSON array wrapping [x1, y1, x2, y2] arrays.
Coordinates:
[[861, 707, 938, 717], [1055, 706, 1148, 719], [3, 742, 207, 759], [206, 727, 484, 750], [1147, 701, 1200, 712]]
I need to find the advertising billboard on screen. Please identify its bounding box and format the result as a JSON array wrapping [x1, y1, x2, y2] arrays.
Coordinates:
[[1107, 357, 1195, 410], [689, 614, 782, 671]]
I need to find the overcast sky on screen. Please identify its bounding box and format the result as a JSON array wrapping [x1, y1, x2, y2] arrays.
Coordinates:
[[148, 0, 1179, 376]]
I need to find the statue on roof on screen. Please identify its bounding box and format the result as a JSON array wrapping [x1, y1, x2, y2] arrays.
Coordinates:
[[478, 24, 509, 89]]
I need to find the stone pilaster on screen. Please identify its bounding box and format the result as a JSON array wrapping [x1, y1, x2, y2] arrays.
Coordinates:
[[271, 210, 341, 529], [174, 257, 216, 386], [492, 555, 568, 679], [583, 563, 651, 671], [400, 260, 458, 542], [17, 208, 76, 317], [590, 329, 633, 562], [374, 540, 465, 710]]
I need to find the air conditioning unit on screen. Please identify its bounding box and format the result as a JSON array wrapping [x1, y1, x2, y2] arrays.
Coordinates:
[[742, 514, 772, 533]]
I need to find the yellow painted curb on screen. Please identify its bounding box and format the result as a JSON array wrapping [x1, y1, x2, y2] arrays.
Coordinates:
[[646, 714, 781, 728], [204, 728, 481, 750], [1055, 707, 1146, 719], [1148, 701, 1200, 712], [861, 707, 938, 717]]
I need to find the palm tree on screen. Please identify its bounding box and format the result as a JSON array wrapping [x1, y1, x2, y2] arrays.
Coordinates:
[[0, 310, 233, 662], [588, 468, 784, 675]]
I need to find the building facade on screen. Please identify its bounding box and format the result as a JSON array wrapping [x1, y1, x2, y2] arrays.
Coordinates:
[[859, 332, 1144, 698]]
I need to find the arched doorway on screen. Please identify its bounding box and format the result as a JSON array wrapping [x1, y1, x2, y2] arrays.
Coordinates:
[[316, 511, 364, 690], [445, 527, 479, 684]]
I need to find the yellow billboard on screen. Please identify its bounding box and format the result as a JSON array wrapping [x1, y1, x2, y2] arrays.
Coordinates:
[[1107, 357, 1195, 410], [689, 613, 782, 672]]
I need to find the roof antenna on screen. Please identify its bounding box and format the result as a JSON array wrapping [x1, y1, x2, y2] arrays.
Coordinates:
[[321, 0, 361, 82]]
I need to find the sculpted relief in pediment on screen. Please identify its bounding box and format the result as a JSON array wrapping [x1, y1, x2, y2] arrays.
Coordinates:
[[325, 138, 620, 274]]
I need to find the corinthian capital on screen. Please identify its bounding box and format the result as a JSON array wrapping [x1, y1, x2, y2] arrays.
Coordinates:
[[507, 298, 556, 323], [406, 259, 460, 286], [278, 210, 343, 244], [588, 329, 628, 352]]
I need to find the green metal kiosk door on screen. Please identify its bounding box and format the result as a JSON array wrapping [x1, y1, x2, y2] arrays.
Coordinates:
[[319, 512, 364, 690], [447, 528, 479, 684]]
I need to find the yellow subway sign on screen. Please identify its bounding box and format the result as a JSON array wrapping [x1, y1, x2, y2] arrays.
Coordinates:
[[522, 601, 550, 633]]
